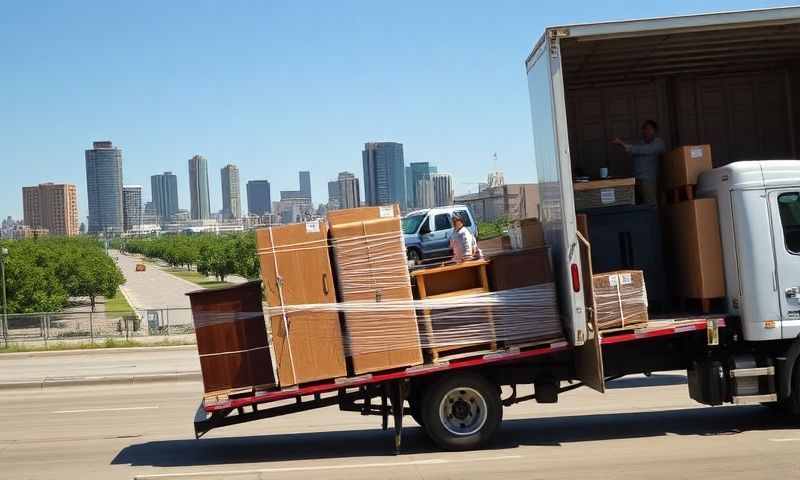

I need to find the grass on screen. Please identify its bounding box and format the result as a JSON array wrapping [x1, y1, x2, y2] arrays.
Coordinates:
[[104, 288, 134, 314], [0, 338, 195, 354], [165, 268, 231, 289]]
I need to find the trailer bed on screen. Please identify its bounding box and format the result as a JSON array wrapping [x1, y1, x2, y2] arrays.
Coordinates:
[[201, 316, 724, 414]]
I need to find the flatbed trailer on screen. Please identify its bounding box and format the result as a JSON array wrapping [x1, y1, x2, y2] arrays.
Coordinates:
[[194, 316, 725, 451]]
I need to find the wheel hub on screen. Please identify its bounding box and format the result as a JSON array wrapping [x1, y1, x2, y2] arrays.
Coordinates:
[[439, 387, 488, 436]]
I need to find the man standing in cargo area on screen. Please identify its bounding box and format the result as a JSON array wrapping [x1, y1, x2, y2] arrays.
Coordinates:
[[612, 120, 666, 205], [449, 213, 480, 262]]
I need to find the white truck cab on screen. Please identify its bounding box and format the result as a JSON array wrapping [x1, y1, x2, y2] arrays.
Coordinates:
[[698, 161, 800, 342]]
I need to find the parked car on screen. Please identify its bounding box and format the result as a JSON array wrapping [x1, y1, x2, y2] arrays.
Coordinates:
[[402, 205, 478, 263]]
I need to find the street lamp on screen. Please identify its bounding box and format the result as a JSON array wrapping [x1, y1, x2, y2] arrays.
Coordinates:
[[1, 247, 8, 348]]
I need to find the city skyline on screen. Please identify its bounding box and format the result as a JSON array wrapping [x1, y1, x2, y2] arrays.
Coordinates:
[[9, 143, 470, 231]]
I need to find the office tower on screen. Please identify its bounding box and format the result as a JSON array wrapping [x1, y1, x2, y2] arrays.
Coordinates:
[[188, 155, 211, 220], [299, 171, 311, 203], [362, 142, 406, 208], [22, 183, 79, 236], [337, 171, 361, 209], [150, 171, 179, 220], [415, 178, 434, 209], [246, 180, 271, 215], [142, 201, 159, 224], [327, 180, 341, 210], [220, 164, 241, 219], [85, 141, 123, 234], [405, 162, 436, 209], [432, 173, 454, 207], [122, 185, 142, 232]]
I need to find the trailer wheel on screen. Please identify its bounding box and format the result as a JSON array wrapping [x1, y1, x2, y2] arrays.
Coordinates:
[[421, 373, 502, 451]]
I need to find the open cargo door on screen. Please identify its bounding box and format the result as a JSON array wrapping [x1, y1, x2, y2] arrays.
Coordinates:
[[574, 226, 605, 393], [526, 32, 589, 348]]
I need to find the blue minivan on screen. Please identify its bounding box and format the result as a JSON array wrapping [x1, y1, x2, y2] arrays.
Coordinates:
[[402, 205, 478, 264]]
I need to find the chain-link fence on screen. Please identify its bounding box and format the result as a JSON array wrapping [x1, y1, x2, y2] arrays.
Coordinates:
[[0, 307, 195, 345]]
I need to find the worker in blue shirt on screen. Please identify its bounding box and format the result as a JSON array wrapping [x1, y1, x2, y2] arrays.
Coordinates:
[[612, 119, 666, 205]]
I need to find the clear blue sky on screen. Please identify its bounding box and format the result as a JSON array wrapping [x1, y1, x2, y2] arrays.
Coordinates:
[[0, 0, 793, 222]]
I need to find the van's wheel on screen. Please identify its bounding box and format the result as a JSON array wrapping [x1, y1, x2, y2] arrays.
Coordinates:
[[421, 373, 502, 451], [407, 248, 421, 265]]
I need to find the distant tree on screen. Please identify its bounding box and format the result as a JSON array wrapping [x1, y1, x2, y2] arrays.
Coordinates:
[[72, 256, 125, 312]]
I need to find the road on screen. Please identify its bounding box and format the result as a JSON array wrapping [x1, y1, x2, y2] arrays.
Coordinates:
[[115, 250, 196, 311], [1, 373, 799, 479], [0, 346, 199, 385]]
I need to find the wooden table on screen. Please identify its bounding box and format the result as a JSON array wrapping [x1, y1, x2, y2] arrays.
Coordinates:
[[411, 260, 496, 362]]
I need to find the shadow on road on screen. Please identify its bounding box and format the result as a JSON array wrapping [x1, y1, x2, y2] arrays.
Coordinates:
[[112, 405, 798, 467], [606, 373, 687, 389]]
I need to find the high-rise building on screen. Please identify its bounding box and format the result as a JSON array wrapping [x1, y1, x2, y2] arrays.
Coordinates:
[[337, 171, 361, 209], [327, 180, 341, 210], [220, 164, 241, 219], [415, 178, 434, 209], [362, 142, 406, 208], [122, 185, 143, 232], [85, 141, 123, 234], [22, 183, 79, 236], [431, 173, 454, 207], [299, 171, 311, 203], [150, 172, 179, 221], [246, 180, 271, 215], [405, 162, 436, 209], [142, 201, 159, 225], [188, 155, 211, 220]]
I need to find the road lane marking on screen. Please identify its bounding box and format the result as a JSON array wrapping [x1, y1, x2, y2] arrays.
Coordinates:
[[52, 405, 159, 414], [133, 454, 522, 479], [769, 438, 800, 442]]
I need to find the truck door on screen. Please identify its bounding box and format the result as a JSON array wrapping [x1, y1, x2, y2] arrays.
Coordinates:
[[527, 31, 603, 391], [769, 190, 800, 339]]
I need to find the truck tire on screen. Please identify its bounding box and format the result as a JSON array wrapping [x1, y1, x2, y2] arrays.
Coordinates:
[[420, 373, 502, 451], [407, 248, 422, 265]]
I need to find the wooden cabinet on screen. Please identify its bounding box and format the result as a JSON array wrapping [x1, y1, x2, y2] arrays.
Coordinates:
[[328, 209, 423, 375], [256, 221, 347, 386], [187, 280, 275, 399], [411, 260, 495, 362]]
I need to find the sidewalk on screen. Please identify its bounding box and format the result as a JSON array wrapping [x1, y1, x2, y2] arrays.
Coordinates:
[[0, 344, 201, 390]]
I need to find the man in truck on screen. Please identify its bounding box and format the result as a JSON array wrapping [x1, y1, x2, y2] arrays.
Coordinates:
[[612, 119, 666, 205]]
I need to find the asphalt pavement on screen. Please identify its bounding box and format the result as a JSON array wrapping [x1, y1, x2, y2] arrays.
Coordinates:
[[0, 345, 200, 388], [1, 372, 799, 479]]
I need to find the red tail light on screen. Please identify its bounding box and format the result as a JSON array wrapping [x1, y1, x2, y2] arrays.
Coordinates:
[[571, 263, 581, 292]]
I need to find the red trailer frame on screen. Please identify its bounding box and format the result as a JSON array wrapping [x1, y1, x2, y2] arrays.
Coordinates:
[[194, 316, 725, 447]]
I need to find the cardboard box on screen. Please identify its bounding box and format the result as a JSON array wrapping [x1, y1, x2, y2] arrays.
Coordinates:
[[573, 178, 636, 210], [187, 281, 275, 397], [663, 145, 713, 189], [326, 204, 400, 225], [329, 215, 423, 375], [478, 235, 512, 255], [664, 199, 726, 299], [256, 221, 347, 386], [592, 270, 649, 330], [508, 218, 545, 250]]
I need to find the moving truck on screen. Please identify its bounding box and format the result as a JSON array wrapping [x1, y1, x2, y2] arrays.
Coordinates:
[[194, 7, 800, 452]]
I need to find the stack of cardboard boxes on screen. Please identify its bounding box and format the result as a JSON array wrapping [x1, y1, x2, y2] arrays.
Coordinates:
[[662, 145, 726, 310], [256, 206, 423, 386]]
